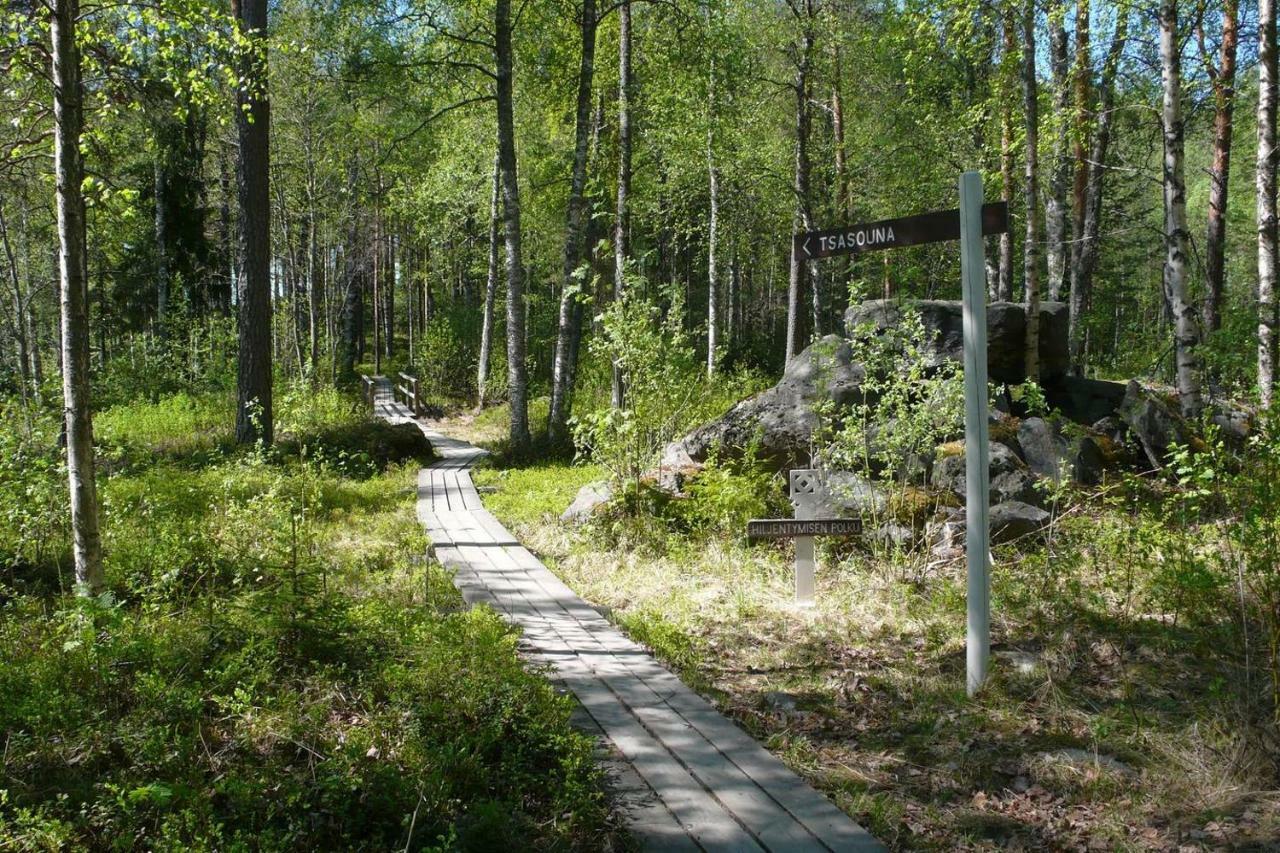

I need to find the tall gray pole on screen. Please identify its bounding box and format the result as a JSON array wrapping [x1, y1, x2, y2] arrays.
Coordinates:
[[959, 171, 991, 696]]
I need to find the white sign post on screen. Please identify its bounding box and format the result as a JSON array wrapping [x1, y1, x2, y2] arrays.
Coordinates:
[[790, 469, 819, 606], [958, 171, 992, 697]]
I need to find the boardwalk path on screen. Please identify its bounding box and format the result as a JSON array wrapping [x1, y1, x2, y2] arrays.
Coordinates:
[[373, 379, 883, 852]]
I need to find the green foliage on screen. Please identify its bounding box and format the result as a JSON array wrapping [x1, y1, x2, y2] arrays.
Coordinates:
[[677, 440, 787, 540], [816, 309, 964, 481], [572, 289, 703, 494], [0, 389, 606, 850]]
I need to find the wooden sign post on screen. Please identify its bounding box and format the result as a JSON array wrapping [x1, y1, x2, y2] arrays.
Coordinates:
[[746, 469, 862, 606], [789, 172, 999, 694]]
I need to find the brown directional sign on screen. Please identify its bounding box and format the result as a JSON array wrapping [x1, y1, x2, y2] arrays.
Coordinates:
[[793, 201, 1009, 261], [747, 518, 863, 541]]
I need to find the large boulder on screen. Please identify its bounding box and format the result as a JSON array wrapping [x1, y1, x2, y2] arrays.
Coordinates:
[[1017, 416, 1107, 486], [933, 442, 1042, 506], [561, 481, 614, 524], [844, 299, 1069, 384], [990, 501, 1051, 543], [1044, 376, 1128, 425], [660, 334, 865, 471], [1117, 381, 1192, 469]]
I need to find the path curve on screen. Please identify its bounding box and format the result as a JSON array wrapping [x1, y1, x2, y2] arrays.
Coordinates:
[[372, 378, 883, 852]]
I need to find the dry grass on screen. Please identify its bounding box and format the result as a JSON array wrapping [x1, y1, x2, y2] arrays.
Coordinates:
[[479, 463, 1280, 851]]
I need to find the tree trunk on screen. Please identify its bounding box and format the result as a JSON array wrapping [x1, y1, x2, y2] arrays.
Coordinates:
[[706, 57, 720, 378], [1260, 0, 1278, 407], [1071, 8, 1128, 373], [1203, 0, 1239, 335], [548, 0, 598, 444], [51, 0, 104, 594], [998, 9, 1015, 302], [1023, 0, 1041, 381], [612, 0, 632, 409], [155, 156, 171, 335], [496, 0, 531, 451], [1045, 0, 1070, 301], [1070, 0, 1091, 291], [0, 207, 32, 400], [232, 0, 272, 445], [785, 6, 816, 361], [478, 153, 500, 407], [1159, 0, 1203, 417]]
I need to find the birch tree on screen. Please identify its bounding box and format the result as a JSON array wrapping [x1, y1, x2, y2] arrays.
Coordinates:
[[51, 0, 104, 593], [1159, 0, 1202, 417], [1022, 0, 1040, 380], [1260, 0, 1278, 407], [548, 0, 599, 445], [495, 0, 531, 450]]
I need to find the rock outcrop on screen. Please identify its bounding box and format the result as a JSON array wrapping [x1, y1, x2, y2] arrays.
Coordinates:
[[845, 299, 1069, 384], [661, 334, 865, 472]]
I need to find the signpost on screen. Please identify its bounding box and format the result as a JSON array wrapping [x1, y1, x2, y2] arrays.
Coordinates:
[[793, 201, 1008, 261], [747, 469, 862, 607], [780, 173, 1001, 696]]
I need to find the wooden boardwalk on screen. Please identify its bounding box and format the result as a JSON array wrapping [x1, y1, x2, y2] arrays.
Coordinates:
[[372, 378, 883, 852]]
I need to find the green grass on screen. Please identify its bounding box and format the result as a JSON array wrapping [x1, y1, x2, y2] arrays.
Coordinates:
[[0, 388, 614, 851]]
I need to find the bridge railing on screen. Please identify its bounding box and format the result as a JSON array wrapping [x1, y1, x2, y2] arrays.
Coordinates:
[[395, 372, 423, 416], [361, 374, 376, 408]]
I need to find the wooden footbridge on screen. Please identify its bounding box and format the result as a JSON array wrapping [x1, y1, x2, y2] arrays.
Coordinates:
[[370, 377, 883, 852]]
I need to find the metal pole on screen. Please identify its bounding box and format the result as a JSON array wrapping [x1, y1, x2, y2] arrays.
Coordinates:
[[959, 171, 991, 697]]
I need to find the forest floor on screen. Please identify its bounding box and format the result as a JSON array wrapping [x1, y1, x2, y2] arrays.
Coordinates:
[[432, 401, 1280, 852], [0, 388, 621, 850]]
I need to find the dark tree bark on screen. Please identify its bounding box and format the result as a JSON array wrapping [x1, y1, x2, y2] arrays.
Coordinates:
[[51, 0, 104, 593], [706, 53, 720, 378], [1160, 0, 1203, 417], [1201, 0, 1238, 335], [1070, 0, 1091, 289], [548, 0, 598, 444], [785, 0, 817, 361], [1071, 9, 1128, 373], [612, 0, 632, 409], [1023, 0, 1041, 380], [478, 153, 500, 407], [1045, 0, 1071, 301], [496, 0, 531, 450], [997, 9, 1015, 302], [232, 0, 272, 445]]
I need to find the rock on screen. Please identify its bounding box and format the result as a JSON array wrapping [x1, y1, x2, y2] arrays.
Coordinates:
[[823, 471, 889, 515], [1117, 380, 1192, 469], [1034, 748, 1134, 777], [989, 500, 1051, 543], [1017, 417, 1107, 486], [926, 507, 966, 560], [845, 298, 1069, 383], [662, 334, 866, 471], [871, 522, 916, 549], [993, 648, 1042, 675], [1017, 417, 1064, 481], [933, 442, 1041, 506], [763, 690, 800, 713], [1210, 401, 1254, 444], [561, 481, 613, 524], [1069, 434, 1107, 486], [1044, 376, 1128, 425]]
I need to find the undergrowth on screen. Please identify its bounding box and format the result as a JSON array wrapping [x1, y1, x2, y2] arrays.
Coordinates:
[[0, 385, 611, 851]]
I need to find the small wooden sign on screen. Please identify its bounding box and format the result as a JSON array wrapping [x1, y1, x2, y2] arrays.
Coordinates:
[[747, 518, 862, 541], [793, 201, 1009, 260]]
